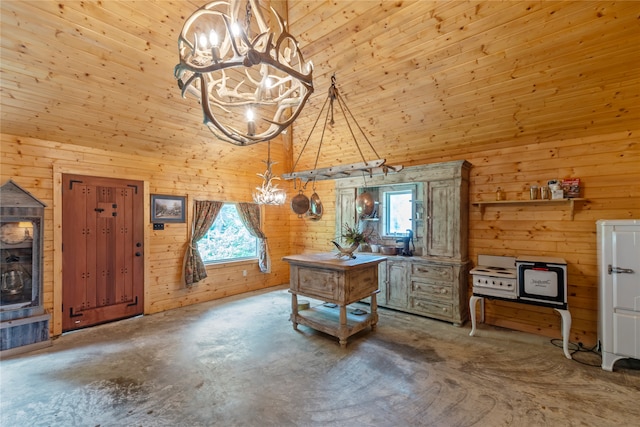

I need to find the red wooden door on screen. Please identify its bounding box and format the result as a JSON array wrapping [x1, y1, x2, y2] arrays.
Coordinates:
[[62, 174, 144, 332]]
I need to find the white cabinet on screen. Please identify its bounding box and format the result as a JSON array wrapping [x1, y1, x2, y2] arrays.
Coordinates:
[[597, 219, 640, 371]]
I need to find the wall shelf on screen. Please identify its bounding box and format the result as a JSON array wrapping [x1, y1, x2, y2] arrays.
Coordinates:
[[472, 198, 587, 220]]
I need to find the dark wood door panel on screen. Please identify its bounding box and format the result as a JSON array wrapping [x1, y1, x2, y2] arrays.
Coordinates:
[[64, 298, 141, 331], [62, 174, 144, 332]]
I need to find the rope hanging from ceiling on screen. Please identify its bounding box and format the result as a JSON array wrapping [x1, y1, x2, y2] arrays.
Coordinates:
[[283, 74, 402, 182]]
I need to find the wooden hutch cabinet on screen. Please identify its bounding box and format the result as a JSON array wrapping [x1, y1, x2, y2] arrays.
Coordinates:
[[336, 160, 471, 326]]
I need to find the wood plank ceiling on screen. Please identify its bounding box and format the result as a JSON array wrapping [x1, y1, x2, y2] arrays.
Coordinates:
[[1, 1, 638, 169]]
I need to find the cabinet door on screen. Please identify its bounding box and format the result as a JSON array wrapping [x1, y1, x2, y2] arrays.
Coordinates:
[[426, 179, 456, 258], [386, 260, 409, 309], [377, 261, 388, 306], [336, 188, 357, 241], [613, 312, 640, 358], [611, 226, 640, 311]]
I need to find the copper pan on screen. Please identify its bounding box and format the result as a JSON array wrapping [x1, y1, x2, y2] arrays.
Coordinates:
[[308, 192, 323, 221], [356, 191, 375, 216], [291, 191, 310, 217]]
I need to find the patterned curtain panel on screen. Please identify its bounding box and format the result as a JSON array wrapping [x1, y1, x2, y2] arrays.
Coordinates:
[[236, 202, 270, 273], [183, 200, 223, 286]]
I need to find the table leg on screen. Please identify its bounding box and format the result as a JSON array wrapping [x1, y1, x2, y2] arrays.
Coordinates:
[[370, 292, 378, 331], [290, 293, 299, 331], [469, 295, 484, 336], [339, 305, 348, 348], [554, 308, 573, 359]]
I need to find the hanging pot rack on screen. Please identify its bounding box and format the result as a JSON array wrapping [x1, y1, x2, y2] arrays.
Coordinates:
[[282, 74, 402, 182]]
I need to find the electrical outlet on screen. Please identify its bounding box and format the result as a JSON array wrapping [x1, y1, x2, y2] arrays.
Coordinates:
[[153, 223, 164, 230], [243, 270, 247, 277]]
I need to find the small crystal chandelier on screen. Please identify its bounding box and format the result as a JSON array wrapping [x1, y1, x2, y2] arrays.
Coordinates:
[[253, 141, 286, 205], [175, 0, 314, 146]]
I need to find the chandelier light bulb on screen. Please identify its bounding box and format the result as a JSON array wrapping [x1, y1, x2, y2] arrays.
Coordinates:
[[198, 33, 208, 49], [247, 108, 256, 136], [208, 30, 219, 47], [230, 21, 241, 36]]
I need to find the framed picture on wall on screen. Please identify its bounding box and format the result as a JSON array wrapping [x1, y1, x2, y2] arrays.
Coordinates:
[[151, 194, 186, 223]]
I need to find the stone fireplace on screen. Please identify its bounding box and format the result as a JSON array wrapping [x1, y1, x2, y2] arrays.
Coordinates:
[[1, 180, 51, 356]]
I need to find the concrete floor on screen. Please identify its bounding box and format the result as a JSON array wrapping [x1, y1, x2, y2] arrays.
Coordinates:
[[1, 286, 639, 427]]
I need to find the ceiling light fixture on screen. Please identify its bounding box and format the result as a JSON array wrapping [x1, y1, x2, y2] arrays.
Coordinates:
[[253, 140, 286, 205], [175, 0, 314, 146]]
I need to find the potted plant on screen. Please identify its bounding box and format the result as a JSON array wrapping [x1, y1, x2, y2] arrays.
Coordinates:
[[341, 222, 370, 245], [332, 223, 372, 259]]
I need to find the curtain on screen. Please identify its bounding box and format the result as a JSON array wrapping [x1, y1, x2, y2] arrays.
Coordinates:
[[183, 200, 223, 286], [236, 202, 270, 273]]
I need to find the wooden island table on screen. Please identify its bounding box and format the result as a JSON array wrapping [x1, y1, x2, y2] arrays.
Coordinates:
[[282, 253, 387, 347]]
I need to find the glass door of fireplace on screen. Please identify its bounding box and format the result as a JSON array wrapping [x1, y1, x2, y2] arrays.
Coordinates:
[[1, 219, 41, 310]]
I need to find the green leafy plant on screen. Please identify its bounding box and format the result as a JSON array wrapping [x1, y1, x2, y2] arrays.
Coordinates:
[[341, 223, 371, 245]]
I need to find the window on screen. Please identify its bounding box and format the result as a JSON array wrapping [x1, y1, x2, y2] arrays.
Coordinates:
[[382, 184, 416, 237], [197, 204, 258, 263]]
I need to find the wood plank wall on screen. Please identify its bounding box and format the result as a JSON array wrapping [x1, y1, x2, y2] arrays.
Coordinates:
[[0, 133, 292, 336], [290, 130, 639, 346], [1, 130, 638, 345]]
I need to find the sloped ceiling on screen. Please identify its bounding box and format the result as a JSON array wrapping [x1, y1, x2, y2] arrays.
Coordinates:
[[1, 1, 638, 168]]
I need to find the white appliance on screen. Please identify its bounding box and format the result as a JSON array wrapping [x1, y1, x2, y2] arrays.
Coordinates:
[[597, 219, 640, 371], [470, 255, 517, 299], [516, 256, 568, 308], [470, 254, 572, 359]]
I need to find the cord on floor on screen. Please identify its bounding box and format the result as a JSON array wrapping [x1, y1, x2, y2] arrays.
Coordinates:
[[550, 338, 602, 367]]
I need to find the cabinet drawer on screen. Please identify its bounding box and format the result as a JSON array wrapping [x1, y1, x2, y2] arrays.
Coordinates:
[[410, 297, 453, 321], [292, 267, 338, 300], [411, 263, 453, 281], [411, 279, 453, 302]]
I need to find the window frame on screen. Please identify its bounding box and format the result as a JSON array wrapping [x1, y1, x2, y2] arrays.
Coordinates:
[[381, 184, 417, 239], [197, 203, 260, 265]]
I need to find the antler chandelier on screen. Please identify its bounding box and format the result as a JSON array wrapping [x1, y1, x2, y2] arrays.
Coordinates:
[[175, 0, 314, 146], [253, 140, 286, 205]]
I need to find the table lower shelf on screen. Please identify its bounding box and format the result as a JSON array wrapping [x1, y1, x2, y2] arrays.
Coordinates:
[[290, 298, 378, 347]]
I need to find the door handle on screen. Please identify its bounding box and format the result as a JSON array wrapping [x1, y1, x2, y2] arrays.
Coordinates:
[[608, 265, 634, 275]]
